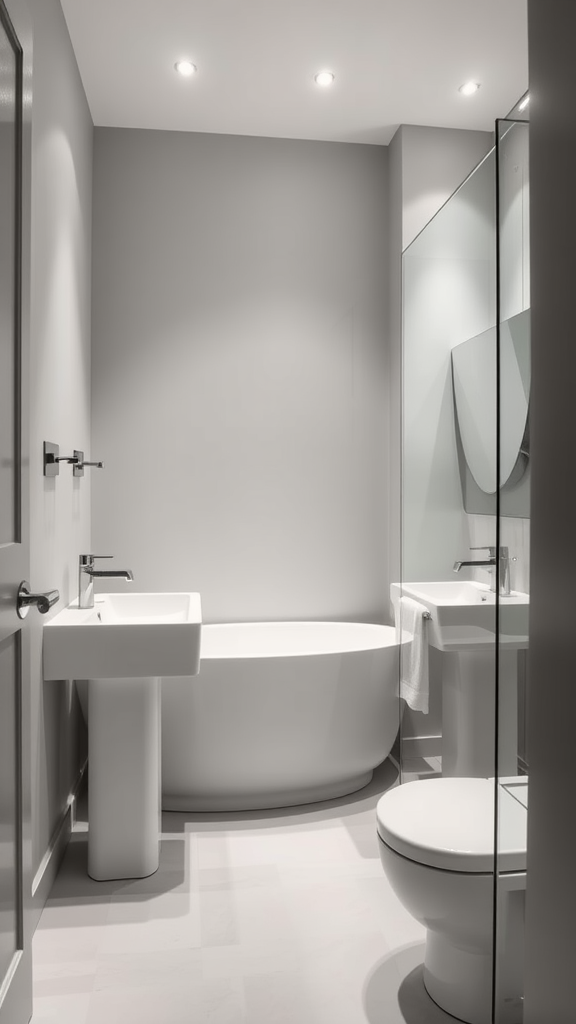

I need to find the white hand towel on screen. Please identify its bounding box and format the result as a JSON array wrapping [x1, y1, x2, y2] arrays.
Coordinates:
[[396, 596, 429, 714]]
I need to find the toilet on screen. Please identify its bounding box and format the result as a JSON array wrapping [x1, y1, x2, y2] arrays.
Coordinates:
[[376, 777, 527, 1024]]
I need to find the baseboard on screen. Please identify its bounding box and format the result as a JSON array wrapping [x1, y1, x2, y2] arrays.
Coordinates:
[[31, 758, 88, 932], [401, 734, 442, 759]]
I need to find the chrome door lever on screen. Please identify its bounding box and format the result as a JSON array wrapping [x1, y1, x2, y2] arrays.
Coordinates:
[[17, 581, 60, 619]]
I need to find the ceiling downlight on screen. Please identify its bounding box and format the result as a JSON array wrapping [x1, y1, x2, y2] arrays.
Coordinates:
[[174, 60, 197, 78], [314, 70, 335, 87], [459, 80, 480, 96]]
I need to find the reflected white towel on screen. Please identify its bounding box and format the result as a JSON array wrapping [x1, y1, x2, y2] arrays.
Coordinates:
[[397, 596, 429, 714]]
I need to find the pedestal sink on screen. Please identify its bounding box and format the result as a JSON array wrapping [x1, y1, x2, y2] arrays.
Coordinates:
[[43, 592, 202, 881], [390, 581, 528, 777]]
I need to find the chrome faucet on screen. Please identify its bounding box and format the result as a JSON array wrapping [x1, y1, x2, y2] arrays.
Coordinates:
[[78, 554, 134, 609], [453, 546, 511, 597]]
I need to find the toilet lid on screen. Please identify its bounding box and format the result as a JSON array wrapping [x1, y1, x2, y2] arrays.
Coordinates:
[[376, 778, 527, 873]]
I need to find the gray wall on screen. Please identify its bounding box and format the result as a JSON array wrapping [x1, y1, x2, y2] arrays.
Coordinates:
[[29, 0, 92, 903], [524, 1, 576, 1018], [91, 129, 389, 624]]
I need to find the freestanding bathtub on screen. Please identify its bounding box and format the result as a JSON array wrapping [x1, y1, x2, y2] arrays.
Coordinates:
[[161, 621, 400, 812]]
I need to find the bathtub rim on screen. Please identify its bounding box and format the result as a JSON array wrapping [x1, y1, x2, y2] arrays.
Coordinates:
[[199, 620, 399, 660]]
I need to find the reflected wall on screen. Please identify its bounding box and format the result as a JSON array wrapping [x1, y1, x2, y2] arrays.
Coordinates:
[[401, 151, 497, 761]]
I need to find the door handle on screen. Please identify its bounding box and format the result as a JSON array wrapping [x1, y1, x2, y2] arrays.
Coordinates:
[[17, 581, 60, 619]]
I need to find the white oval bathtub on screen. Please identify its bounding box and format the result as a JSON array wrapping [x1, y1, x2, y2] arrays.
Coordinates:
[[161, 621, 400, 812]]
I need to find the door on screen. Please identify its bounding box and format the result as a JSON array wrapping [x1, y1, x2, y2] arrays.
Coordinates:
[[0, 0, 32, 1021]]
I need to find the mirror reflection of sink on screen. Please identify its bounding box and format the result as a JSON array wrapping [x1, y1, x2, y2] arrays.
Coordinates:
[[390, 580, 529, 651], [43, 592, 202, 680], [391, 580, 528, 777]]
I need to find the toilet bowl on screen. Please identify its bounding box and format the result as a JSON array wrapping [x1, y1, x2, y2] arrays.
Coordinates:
[[376, 777, 527, 1024]]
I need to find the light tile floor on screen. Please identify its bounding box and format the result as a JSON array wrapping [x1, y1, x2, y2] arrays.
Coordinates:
[[31, 759, 458, 1023]]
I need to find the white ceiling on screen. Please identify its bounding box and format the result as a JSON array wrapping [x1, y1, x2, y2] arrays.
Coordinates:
[[60, 0, 528, 146]]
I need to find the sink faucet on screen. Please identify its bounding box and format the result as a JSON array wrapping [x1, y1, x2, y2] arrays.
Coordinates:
[[453, 546, 511, 597], [78, 554, 134, 609]]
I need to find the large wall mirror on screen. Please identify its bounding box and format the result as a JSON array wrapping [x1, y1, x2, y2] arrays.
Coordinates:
[[452, 308, 530, 517]]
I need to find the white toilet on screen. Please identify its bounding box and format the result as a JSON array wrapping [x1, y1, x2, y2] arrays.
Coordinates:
[[376, 777, 527, 1024]]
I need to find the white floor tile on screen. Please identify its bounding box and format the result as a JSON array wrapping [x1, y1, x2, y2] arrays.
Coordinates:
[[30, 993, 92, 1024], [93, 947, 203, 991], [33, 899, 111, 965], [32, 960, 97, 999], [200, 888, 241, 947], [97, 892, 202, 954]]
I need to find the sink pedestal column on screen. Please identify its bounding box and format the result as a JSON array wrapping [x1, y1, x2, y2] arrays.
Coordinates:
[[88, 676, 161, 880], [442, 650, 518, 777]]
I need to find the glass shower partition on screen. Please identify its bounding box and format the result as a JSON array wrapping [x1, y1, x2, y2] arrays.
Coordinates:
[[400, 146, 498, 791]]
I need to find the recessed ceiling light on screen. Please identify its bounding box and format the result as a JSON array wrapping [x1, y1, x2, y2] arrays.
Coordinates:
[[314, 70, 335, 87], [174, 60, 197, 78], [459, 81, 480, 97], [518, 95, 530, 111]]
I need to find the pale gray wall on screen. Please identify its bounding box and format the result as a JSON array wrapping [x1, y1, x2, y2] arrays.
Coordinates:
[[29, 0, 92, 899], [388, 125, 492, 746], [91, 129, 389, 624], [524, 1, 576, 1018], [400, 126, 494, 251]]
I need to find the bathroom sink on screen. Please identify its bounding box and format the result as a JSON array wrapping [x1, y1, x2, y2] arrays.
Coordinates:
[[390, 580, 528, 651], [43, 592, 202, 680]]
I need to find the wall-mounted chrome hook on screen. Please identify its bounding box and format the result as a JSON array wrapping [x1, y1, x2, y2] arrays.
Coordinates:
[[73, 451, 104, 478]]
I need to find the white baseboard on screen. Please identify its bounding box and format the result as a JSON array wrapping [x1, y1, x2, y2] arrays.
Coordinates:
[[401, 734, 442, 760], [31, 759, 87, 932]]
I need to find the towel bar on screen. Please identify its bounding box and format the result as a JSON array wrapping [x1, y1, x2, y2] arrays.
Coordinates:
[[422, 611, 431, 620]]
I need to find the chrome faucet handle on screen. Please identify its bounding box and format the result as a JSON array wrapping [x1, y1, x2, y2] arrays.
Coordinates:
[[79, 554, 113, 567], [470, 545, 511, 560]]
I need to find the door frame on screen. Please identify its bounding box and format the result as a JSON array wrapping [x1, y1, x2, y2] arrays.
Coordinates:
[[0, 0, 32, 1020]]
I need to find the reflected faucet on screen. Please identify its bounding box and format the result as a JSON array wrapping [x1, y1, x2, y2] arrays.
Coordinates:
[[453, 546, 511, 597], [78, 554, 134, 609]]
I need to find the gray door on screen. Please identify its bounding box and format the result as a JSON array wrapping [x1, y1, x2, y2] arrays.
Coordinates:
[[0, 0, 32, 1021]]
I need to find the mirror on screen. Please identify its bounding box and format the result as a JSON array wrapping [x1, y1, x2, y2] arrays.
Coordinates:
[[452, 308, 530, 508]]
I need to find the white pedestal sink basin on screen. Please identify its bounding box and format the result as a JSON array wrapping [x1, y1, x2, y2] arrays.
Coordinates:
[[43, 591, 202, 679], [391, 581, 529, 777], [43, 592, 201, 881], [390, 580, 529, 652]]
